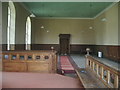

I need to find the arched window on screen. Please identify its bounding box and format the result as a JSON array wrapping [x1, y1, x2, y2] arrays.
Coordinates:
[[7, 1, 16, 50], [25, 16, 31, 50]]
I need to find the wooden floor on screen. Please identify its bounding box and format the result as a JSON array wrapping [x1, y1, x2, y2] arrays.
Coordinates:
[[76, 68, 107, 88]]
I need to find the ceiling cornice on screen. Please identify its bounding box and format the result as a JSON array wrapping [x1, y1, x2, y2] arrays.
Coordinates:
[[34, 17, 94, 19]]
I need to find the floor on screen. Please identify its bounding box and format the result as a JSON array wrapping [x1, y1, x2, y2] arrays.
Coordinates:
[[70, 54, 119, 71], [59, 54, 119, 88], [70, 54, 86, 68], [2, 72, 83, 88], [59, 54, 86, 79], [64, 73, 78, 78]]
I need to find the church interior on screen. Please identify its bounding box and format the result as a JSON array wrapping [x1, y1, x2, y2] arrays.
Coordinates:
[[0, 1, 120, 89]]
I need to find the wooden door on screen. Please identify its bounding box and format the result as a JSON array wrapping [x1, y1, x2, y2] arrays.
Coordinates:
[[59, 34, 70, 55]]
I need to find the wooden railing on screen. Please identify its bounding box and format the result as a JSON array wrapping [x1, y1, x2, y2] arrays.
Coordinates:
[[86, 55, 120, 88], [2, 50, 57, 73]]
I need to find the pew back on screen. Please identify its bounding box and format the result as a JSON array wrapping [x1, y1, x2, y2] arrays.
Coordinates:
[[2, 50, 57, 73]]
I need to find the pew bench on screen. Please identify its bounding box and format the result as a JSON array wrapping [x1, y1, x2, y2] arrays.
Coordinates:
[[76, 68, 107, 88], [84, 55, 119, 88], [75, 54, 120, 88]]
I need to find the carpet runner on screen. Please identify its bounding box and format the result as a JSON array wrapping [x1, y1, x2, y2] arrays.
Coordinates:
[[60, 56, 75, 74]]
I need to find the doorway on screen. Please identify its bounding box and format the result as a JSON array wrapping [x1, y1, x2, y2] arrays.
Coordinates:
[[59, 34, 70, 55]]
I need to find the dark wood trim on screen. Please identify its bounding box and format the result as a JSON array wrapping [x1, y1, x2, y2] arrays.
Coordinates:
[[59, 34, 71, 54], [70, 44, 95, 54], [0, 44, 2, 51], [2, 44, 7, 51], [59, 34, 70, 38], [2, 44, 120, 62], [1, 44, 26, 51], [15, 44, 25, 50], [94, 45, 120, 62], [70, 44, 120, 62], [31, 44, 59, 52]]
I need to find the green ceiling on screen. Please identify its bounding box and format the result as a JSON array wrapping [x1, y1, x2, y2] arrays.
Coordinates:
[[23, 2, 113, 18]]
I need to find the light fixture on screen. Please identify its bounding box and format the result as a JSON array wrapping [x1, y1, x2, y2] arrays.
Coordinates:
[[30, 13, 36, 17], [89, 26, 93, 30], [40, 26, 50, 33], [101, 18, 107, 22], [41, 26, 44, 29], [47, 30, 49, 33]]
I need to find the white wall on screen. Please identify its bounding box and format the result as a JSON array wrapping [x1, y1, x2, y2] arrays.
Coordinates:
[[2, 2, 31, 44], [2, 2, 8, 44], [2, 2, 119, 46], [94, 3, 118, 45], [32, 18, 95, 44]]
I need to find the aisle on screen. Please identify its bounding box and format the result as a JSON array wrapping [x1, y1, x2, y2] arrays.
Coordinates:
[[60, 56, 75, 74], [70, 54, 86, 68]]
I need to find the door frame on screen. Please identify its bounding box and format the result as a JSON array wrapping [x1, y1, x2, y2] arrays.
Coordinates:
[[59, 34, 71, 55]]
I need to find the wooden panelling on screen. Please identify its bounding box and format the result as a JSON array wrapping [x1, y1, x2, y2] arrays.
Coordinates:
[[70, 44, 120, 62], [70, 44, 95, 54], [94, 45, 120, 62], [27, 62, 49, 73], [2, 50, 57, 73], [1, 44, 25, 51], [3, 62, 27, 72], [2, 44, 120, 62], [118, 46, 120, 60], [2, 44, 7, 51], [31, 44, 59, 51], [15, 44, 25, 50], [31, 44, 95, 54], [0, 44, 2, 51]]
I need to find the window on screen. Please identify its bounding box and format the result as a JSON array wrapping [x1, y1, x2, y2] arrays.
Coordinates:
[[25, 17, 31, 50], [7, 1, 16, 50]]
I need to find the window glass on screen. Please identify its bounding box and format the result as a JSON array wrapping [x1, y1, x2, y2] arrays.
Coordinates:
[[7, 1, 16, 50], [25, 17, 31, 50]]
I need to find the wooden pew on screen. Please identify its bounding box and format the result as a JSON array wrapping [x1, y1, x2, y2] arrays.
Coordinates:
[[2, 50, 57, 73], [84, 55, 120, 88], [75, 55, 119, 88], [76, 68, 106, 88]]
